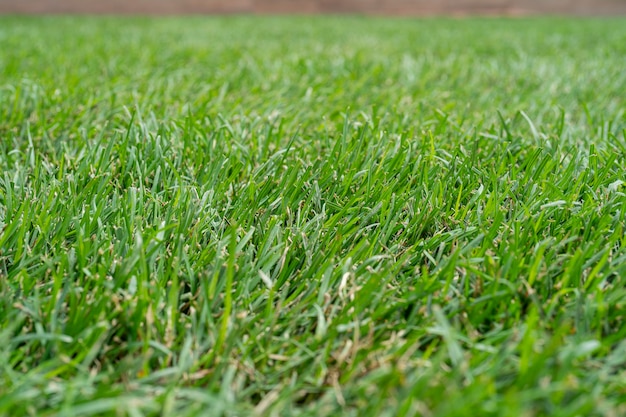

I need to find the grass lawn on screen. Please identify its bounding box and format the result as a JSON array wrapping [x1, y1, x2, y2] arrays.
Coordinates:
[[1, 15, 626, 416]]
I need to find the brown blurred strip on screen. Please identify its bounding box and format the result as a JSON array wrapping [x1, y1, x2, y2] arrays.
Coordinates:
[[1, 0, 625, 15]]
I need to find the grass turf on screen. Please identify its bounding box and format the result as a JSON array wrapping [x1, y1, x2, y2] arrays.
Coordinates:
[[1, 16, 626, 416]]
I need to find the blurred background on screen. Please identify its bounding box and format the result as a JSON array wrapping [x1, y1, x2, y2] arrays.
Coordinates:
[[2, 0, 626, 15]]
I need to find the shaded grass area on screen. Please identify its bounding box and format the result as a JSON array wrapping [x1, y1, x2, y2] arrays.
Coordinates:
[[1, 16, 626, 416]]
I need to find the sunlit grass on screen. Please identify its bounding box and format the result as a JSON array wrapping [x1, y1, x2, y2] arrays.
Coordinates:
[[1, 16, 626, 416]]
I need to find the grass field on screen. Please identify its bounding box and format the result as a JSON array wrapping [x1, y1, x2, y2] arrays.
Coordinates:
[[1, 16, 626, 416]]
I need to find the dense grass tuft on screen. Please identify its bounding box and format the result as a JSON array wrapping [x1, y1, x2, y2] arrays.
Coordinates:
[[1, 16, 626, 416]]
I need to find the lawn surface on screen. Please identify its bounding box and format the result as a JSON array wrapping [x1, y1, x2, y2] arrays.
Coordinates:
[[1, 16, 626, 416]]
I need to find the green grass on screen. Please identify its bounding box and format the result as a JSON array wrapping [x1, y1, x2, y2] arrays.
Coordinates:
[[1, 15, 626, 416]]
